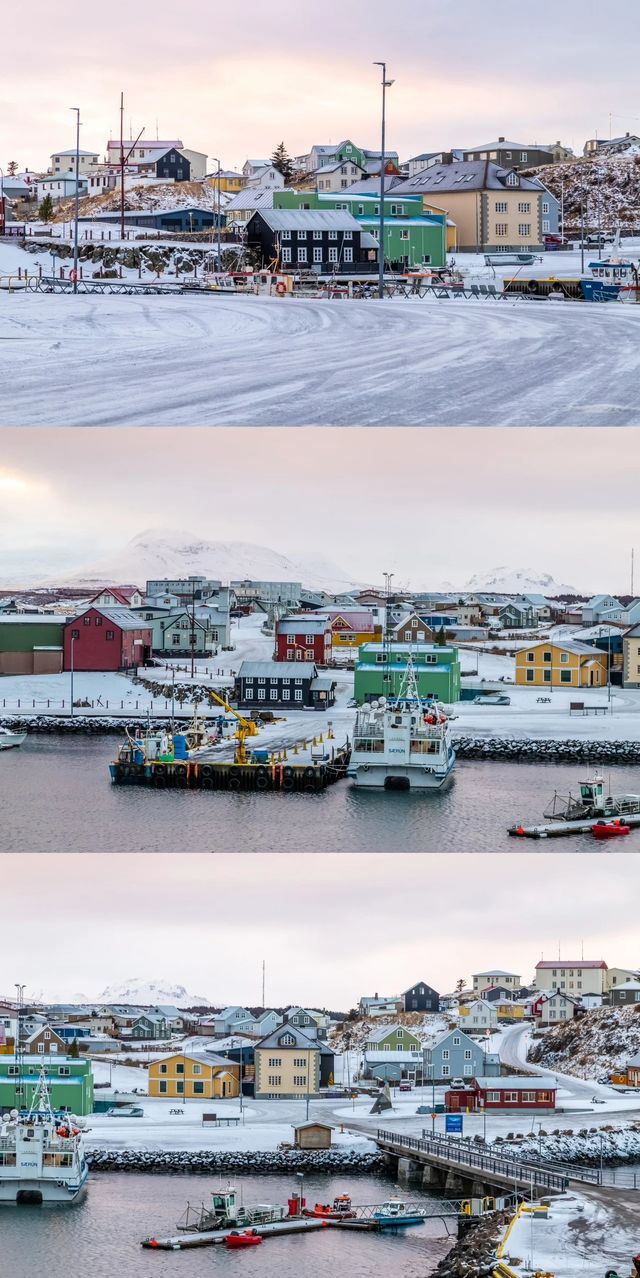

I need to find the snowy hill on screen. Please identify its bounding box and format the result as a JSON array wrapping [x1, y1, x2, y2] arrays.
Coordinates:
[[464, 567, 580, 596], [54, 528, 358, 593], [528, 1006, 640, 1080], [526, 147, 640, 230]]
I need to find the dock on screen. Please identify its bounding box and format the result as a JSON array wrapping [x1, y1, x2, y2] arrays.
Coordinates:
[[142, 1218, 369, 1249], [508, 813, 640, 839], [110, 745, 351, 793]]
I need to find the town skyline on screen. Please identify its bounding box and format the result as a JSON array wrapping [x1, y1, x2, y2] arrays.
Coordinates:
[[3, 0, 639, 169], [2, 853, 638, 1004], [2, 428, 640, 591]]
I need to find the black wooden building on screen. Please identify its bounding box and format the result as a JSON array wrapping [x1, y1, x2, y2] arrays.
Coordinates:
[[235, 661, 336, 710], [402, 981, 440, 1013], [245, 209, 378, 272], [154, 147, 191, 181]]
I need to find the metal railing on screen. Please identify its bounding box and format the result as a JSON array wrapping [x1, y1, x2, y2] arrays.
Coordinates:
[[376, 1130, 569, 1192]]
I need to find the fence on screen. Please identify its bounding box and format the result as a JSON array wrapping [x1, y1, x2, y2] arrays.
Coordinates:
[[376, 1130, 569, 1192]]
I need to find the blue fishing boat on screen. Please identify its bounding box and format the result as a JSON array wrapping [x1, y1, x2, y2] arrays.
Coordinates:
[[373, 1199, 425, 1228]]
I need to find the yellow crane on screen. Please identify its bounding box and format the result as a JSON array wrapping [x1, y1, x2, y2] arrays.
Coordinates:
[[208, 689, 259, 766]]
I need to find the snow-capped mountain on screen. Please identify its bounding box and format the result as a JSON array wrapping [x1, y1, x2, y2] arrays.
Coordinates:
[[54, 528, 357, 594], [94, 980, 213, 1008], [463, 567, 580, 596]]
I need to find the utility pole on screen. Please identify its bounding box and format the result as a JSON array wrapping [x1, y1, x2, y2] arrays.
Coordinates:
[[374, 62, 394, 299], [261, 959, 265, 1007], [70, 107, 81, 292], [580, 201, 585, 274]]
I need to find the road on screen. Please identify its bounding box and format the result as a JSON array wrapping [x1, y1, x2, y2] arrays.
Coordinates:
[[3, 291, 640, 425], [499, 1023, 640, 1116]]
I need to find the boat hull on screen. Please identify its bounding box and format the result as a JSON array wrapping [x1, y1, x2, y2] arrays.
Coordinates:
[[348, 762, 455, 791], [0, 733, 26, 750], [0, 1170, 88, 1205], [373, 1214, 425, 1228]]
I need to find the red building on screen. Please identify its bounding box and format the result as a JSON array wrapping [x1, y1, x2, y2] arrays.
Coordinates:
[[446, 1076, 557, 1113], [63, 607, 152, 672], [275, 615, 332, 665]]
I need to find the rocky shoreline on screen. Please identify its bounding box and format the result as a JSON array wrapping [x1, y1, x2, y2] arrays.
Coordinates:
[[432, 1208, 513, 1278], [4, 715, 640, 763], [85, 1148, 384, 1174], [496, 1123, 640, 1166]]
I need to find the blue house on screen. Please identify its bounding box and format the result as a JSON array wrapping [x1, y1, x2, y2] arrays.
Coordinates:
[[424, 1028, 500, 1082]]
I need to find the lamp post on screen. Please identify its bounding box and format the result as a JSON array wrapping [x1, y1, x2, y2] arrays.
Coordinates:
[[70, 633, 76, 717], [580, 200, 585, 275], [373, 62, 394, 299], [70, 107, 81, 293], [0, 167, 4, 236], [212, 157, 222, 270]]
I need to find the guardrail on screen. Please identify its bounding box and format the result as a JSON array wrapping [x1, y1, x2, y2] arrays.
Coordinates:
[[376, 1130, 569, 1192]]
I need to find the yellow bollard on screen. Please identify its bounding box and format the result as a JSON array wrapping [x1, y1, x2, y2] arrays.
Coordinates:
[[293, 742, 299, 755], [312, 736, 317, 747], [319, 733, 324, 744], [283, 749, 288, 761]]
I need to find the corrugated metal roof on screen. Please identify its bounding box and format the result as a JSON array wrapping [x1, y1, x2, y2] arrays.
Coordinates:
[[75, 606, 150, 630], [392, 161, 544, 194], [225, 189, 275, 211], [253, 209, 363, 231]]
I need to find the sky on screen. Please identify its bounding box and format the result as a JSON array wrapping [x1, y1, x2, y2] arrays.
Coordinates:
[[3, 1, 640, 173], [1, 427, 639, 592], [0, 852, 636, 1006]]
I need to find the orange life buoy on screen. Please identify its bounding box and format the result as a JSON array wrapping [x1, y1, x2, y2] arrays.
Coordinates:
[[276, 281, 286, 296], [69, 268, 78, 283]]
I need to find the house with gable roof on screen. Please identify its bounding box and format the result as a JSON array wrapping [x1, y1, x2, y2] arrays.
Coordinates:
[[254, 1024, 334, 1097]]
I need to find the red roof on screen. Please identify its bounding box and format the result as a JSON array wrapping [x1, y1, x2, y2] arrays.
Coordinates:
[[536, 960, 607, 970], [89, 586, 141, 605]]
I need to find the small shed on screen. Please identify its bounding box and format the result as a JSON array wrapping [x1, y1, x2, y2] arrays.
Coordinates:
[[292, 1121, 334, 1149]]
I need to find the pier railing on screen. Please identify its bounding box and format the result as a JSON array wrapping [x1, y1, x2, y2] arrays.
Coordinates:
[[376, 1130, 569, 1192]]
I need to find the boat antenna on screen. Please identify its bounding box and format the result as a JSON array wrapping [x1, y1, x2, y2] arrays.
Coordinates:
[[383, 572, 394, 698], [27, 1065, 55, 1121]]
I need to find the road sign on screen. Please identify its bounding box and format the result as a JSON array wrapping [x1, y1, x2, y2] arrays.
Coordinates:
[[445, 1114, 463, 1134]]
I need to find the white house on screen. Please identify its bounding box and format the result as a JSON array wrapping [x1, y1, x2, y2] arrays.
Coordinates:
[[537, 992, 578, 1025], [245, 164, 285, 191], [459, 999, 499, 1031], [50, 148, 100, 175], [472, 970, 521, 994], [37, 174, 89, 200], [535, 960, 608, 998]]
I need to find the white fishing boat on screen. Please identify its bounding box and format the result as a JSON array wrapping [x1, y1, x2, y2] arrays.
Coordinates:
[[347, 657, 456, 791], [0, 1068, 89, 1205], [0, 728, 26, 750]]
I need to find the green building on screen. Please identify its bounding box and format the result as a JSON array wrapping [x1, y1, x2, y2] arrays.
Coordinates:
[[273, 190, 446, 269], [0, 616, 66, 675], [354, 642, 461, 705], [0, 1057, 94, 1115], [365, 1025, 422, 1052]]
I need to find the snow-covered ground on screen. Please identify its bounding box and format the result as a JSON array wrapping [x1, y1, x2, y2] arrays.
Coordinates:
[[498, 1192, 640, 1278], [2, 266, 640, 426]]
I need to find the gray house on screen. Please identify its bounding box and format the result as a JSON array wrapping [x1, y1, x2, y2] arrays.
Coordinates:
[[462, 139, 553, 170], [424, 1028, 500, 1082], [130, 1012, 169, 1040]]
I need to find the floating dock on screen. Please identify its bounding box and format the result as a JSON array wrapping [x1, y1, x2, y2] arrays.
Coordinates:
[[110, 746, 351, 793], [508, 813, 640, 839], [142, 1218, 371, 1249]]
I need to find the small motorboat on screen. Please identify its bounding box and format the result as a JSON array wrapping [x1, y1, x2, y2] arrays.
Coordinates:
[[373, 1199, 425, 1228], [0, 728, 26, 751], [306, 1195, 355, 1220], [591, 820, 631, 840], [224, 1230, 263, 1249]]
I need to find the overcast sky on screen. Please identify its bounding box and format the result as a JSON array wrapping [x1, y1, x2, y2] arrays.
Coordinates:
[[1, 428, 639, 592], [1, 853, 636, 1005], [3, 1, 640, 172]]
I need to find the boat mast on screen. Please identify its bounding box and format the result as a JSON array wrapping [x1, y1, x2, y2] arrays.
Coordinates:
[[383, 572, 394, 699], [27, 1065, 55, 1122]]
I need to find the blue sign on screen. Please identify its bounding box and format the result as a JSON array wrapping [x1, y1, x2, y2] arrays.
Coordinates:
[[445, 1114, 463, 1134]]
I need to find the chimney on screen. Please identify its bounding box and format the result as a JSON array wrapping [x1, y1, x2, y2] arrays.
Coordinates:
[[498, 136, 505, 143]]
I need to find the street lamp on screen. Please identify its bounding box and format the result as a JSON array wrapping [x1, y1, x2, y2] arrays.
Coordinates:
[[373, 62, 394, 299], [70, 633, 76, 718], [70, 108, 81, 294]]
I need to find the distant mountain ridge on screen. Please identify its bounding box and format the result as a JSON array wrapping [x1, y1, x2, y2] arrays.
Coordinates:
[[463, 567, 580, 595]]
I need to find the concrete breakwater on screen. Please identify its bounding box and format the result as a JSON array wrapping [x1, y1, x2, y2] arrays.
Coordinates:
[[85, 1148, 384, 1174]]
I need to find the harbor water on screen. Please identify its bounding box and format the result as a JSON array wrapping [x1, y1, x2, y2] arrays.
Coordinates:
[[0, 1170, 453, 1278], [4, 734, 640, 852]]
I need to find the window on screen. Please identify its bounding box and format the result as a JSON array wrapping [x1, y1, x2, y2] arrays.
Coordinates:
[[543, 651, 552, 662], [268, 1057, 282, 1066], [442, 1049, 449, 1060], [268, 1075, 282, 1086], [297, 248, 307, 263], [282, 688, 290, 700], [106, 630, 114, 640], [281, 230, 291, 240], [543, 219, 550, 232], [441, 1064, 450, 1076], [328, 230, 338, 240], [464, 1049, 472, 1060], [294, 689, 303, 701], [506, 173, 519, 186], [83, 615, 91, 625], [160, 1063, 167, 1074], [176, 1063, 184, 1073], [313, 247, 322, 263], [400, 230, 409, 240], [193, 1081, 204, 1094], [95, 615, 103, 627], [344, 230, 352, 240], [270, 688, 278, 699], [520, 152, 528, 162], [496, 223, 508, 237], [329, 247, 338, 262], [495, 201, 508, 213], [486, 1090, 500, 1102], [71, 628, 80, 640], [282, 247, 291, 263], [344, 247, 353, 262], [192, 1064, 201, 1075], [542, 201, 550, 214], [298, 230, 308, 239], [526, 669, 534, 682], [452, 1036, 460, 1046], [560, 670, 572, 683], [293, 1075, 307, 1087], [58, 1066, 70, 1077], [518, 223, 531, 237], [159, 1080, 167, 1093], [176, 1081, 184, 1093], [463, 1064, 473, 1075], [518, 202, 531, 213]]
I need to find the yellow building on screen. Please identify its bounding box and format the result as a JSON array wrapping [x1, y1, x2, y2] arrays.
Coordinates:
[[148, 1052, 240, 1100], [254, 1026, 321, 1099], [207, 170, 243, 194], [422, 201, 457, 252], [495, 1002, 525, 1020], [515, 640, 608, 688]]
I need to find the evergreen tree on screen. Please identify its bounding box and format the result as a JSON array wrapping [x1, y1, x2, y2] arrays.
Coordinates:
[[435, 624, 447, 646], [455, 978, 465, 995], [38, 194, 54, 222], [270, 142, 295, 184], [7, 160, 18, 176], [68, 1038, 80, 1058]]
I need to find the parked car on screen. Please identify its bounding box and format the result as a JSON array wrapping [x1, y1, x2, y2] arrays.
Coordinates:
[[398, 1082, 412, 1092], [449, 1079, 466, 1091], [544, 233, 569, 250], [104, 1105, 144, 1117], [473, 694, 511, 705], [584, 232, 615, 246]]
